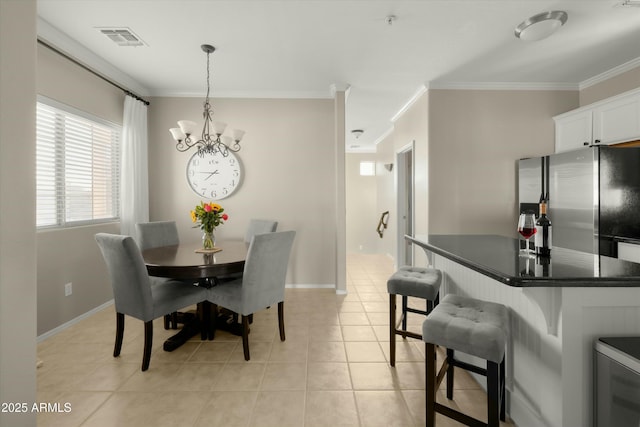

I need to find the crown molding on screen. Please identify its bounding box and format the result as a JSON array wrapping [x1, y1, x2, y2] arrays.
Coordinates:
[[153, 89, 335, 99], [330, 83, 351, 98], [373, 126, 394, 146], [37, 18, 150, 96], [427, 81, 578, 91], [579, 56, 640, 90], [390, 85, 428, 123]]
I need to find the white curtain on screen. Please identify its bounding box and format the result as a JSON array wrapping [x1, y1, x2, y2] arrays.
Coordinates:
[[120, 95, 149, 238]]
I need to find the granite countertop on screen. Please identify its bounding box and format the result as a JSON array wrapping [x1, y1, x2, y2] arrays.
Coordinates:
[[407, 234, 640, 287]]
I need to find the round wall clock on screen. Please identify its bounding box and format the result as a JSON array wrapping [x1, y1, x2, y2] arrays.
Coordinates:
[[185, 150, 242, 200]]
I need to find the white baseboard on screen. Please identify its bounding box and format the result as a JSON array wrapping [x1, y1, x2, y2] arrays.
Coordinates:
[[285, 284, 336, 290], [37, 299, 114, 343]]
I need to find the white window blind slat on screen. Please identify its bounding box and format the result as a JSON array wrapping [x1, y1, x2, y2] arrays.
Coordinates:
[[36, 101, 121, 228]]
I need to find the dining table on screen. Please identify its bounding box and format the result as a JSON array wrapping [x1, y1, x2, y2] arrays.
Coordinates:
[[141, 239, 249, 351]]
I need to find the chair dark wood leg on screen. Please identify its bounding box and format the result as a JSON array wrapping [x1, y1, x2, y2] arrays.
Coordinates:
[[446, 348, 455, 399], [487, 361, 500, 427], [401, 295, 408, 333], [426, 342, 436, 427], [277, 301, 285, 341], [163, 314, 170, 330], [389, 294, 396, 367], [114, 312, 124, 357], [142, 320, 153, 371], [500, 356, 506, 421], [241, 315, 250, 361], [248, 313, 254, 324]]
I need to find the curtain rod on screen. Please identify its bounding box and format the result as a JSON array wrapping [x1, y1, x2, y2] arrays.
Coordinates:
[[37, 38, 150, 106]]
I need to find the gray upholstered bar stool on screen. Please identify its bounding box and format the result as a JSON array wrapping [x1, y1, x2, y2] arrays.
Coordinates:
[[387, 266, 442, 366], [423, 294, 509, 427]]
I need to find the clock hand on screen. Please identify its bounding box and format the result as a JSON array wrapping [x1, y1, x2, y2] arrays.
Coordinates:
[[200, 170, 219, 180]]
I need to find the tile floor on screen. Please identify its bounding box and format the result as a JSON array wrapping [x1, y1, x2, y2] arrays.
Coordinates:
[[37, 253, 515, 427]]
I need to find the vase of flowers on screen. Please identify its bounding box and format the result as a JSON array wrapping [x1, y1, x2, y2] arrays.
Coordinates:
[[190, 201, 229, 250]]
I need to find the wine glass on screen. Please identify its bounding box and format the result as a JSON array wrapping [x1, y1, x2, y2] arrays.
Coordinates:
[[517, 212, 537, 256]]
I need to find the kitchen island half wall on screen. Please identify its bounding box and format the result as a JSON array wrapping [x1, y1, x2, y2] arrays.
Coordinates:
[[408, 234, 640, 427]]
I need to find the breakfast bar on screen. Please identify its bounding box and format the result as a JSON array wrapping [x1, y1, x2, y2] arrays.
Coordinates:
[[407, 234, 640, 427]]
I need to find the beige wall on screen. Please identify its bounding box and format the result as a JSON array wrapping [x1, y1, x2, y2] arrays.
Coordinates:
[[428, 89, 578, 236], [147, 96, 336, 286], [580, 67, 640, 106], [36, 43, 124, 335], [346, 153, 378, 253], [379, 88, 578, 264], [393, 93, 430, 265], [0, 0, 37, 424], [374, 133, 397, 259]]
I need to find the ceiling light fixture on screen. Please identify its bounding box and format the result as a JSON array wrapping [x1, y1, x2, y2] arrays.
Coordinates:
[[514, 11, 568, 42], [351, 129, 364, 139], [169, 44, 245, 157]]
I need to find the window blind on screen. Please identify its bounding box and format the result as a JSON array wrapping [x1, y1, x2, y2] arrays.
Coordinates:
[[36, 101, 121, 228]]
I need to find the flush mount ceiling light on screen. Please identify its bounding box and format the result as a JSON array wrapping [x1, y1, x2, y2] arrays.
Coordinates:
[[515, 11, 568, 41], [351, 129, 364, 139]]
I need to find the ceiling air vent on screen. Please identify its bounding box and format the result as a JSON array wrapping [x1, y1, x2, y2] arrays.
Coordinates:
[[616, 0, 640, 6], [98, 28, 146, 47]]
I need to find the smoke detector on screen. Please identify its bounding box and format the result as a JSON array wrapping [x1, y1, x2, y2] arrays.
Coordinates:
[[98, 27, 146, 47]]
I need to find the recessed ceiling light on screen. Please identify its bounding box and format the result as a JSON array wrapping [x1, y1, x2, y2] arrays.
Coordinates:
[[514, 11, 568, 42]]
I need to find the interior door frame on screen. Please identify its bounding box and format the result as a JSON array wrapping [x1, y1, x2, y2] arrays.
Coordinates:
[[396, 141, 415, 267]]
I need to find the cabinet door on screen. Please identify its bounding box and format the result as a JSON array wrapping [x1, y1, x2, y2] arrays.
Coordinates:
[[554, 110, 592, 153], [593, 93, 640, 145]]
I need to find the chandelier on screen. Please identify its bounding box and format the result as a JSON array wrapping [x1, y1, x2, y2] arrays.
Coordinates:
[[169, 44, 244, 157]]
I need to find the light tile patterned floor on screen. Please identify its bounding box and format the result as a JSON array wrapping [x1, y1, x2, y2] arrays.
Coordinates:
[[37, 253, 515, 427]]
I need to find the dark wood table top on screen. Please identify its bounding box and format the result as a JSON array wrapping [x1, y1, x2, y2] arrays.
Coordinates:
[[142, 239, 249, 280]]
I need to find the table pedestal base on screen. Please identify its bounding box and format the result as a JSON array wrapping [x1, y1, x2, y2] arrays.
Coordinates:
[[162, 307, 245, 352]]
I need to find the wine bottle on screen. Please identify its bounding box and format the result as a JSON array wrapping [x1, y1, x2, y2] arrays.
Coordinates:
[[534, 198, 552, 256]]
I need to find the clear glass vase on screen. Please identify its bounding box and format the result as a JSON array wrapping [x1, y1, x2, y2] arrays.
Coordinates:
[[202, 230, 215, 250]]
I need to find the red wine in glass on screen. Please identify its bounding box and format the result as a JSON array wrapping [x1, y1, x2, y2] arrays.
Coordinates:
[[519, 227, 536, 239], [518, 213, 537, 255]]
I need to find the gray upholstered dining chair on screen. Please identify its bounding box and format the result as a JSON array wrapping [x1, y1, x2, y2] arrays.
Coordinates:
[[207, 230, 295, 360], [95, 233, 208, 371], [244, 219, 278, 242], [136, 220, 180, 250], [136, 220, 181, 329], [216, 219, 279, 286]]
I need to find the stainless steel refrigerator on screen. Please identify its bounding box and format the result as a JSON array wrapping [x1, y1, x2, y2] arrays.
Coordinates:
[[518, 146, 640, 257]]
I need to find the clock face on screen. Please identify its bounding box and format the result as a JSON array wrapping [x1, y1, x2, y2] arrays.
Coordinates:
[[186, 150, 242, 200]]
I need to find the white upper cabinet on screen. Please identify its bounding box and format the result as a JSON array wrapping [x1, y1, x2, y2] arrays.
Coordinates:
[[554, 110, 592, 153], [592, 93, 640, 145], [554, 88, 640, 153]]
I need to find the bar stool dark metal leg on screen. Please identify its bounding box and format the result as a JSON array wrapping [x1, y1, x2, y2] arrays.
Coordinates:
[[446, 348, 455, 400], [389, 293, 397, 366], [425, 342, 436, 427], [487, 361, 500, 427]]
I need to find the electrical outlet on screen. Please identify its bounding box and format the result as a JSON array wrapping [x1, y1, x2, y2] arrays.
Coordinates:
[[64, 282, 72, 296]]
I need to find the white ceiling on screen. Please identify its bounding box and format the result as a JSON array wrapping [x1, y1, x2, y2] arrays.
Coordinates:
[[37, 0, 640, 152]]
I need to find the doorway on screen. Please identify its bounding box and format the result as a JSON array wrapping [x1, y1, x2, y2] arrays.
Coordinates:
[[396, 142, 415, 266]]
